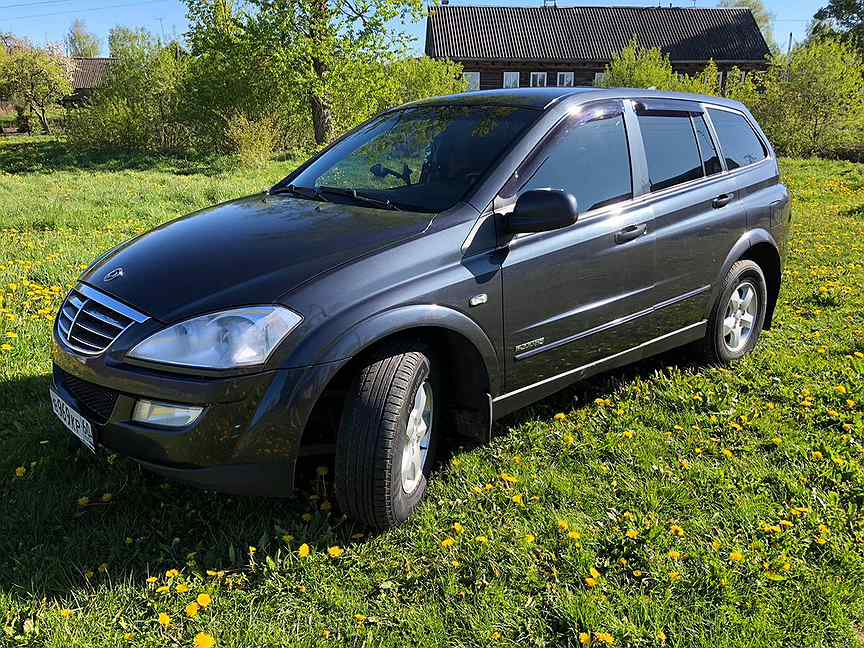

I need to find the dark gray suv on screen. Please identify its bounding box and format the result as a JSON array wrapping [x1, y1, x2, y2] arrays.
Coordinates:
[[51, 88, 791, 528]]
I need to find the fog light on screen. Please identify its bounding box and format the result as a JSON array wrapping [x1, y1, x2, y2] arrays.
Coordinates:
[[132, 399, 203, 427]]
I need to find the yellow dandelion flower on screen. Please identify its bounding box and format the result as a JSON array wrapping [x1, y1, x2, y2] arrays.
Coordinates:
[[579, 632, 591, 646], [633, 569, 643, 577], [491, 631, 502, 641], [176, 583, 189, 593], [554, 412, 567, 421], [669, 571, 682, 582], [595, 631, 615, 645], [123, 633, 135, 641], [729, 550, 744, 563], [354, 614, 368, 624], [196, 593, 212, 608], [670, 524, 685, 537], [512, 494, 525, 507], [625, 529, 639, 540], [185, 602, 200, 618], [165, 569, 179, 579], [474, 535, 489, 545], [156, 585, 170, 594], [0, 344, 12, 352], [812, 451, 823, 461], [835, 385, 848, 395], [657, 630, 667, 643], [623, 430, 634, 439], [564, 433, 576, 446], [327, 546, 344, 558], [60, 608, 73, 619], [298, 543, 311, 558], [722, 448, 733, 459], [194, 633, 217, 648], [158, 612, 171, 627], [146, 576, 158, 584], [558, 519, 570, 532], [5, 331, 17, 339], [590, 567, 601, 579], [452, 522, 465, 534], [78, 496, 90, 507], [568, 530, 582, 541], [500, 472, 518, 484], [584, 576, 598, 588], [451, 559, 461, 568], [440, 537, 456, 549], [525, 533, 536, 544], [668, 549, 681, 560], [14, 466, 25, 478]]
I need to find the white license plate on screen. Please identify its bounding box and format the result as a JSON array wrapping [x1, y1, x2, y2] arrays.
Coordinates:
[[50, 387, 95, 452]]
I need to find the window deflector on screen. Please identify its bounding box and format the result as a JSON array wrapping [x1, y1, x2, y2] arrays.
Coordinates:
[[498, 100, 625, 201]]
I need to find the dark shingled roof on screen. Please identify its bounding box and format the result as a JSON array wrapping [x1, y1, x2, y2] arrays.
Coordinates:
[[71, 57, 116, 91], [425, 5, 771, 64]]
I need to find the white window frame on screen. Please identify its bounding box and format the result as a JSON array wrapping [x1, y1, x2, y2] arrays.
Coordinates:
[[557, 71, 574, 87], [593, 72, 607, 87], [529, 72, 547, 87], [463, 71, 480, 91], [503, 71, 520, 89]]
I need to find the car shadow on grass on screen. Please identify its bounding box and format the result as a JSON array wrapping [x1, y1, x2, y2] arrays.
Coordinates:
[[0, 137, 229, 177], [0, 344, 707, 598]]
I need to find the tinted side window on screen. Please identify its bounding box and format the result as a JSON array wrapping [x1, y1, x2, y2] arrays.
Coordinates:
[[707, 108, 767, 170], [521, 113, 632, 212], [638, 113, 703, 192], [693, 115, 723, 176]]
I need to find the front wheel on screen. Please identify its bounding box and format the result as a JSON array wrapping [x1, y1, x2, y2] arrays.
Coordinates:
[[701, 259, 767, 363], [335, 343, 437, 529]]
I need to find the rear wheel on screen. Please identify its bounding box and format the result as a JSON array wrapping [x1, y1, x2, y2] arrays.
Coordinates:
[[701, 260, 767, 363], [335, 342, 437, 529]]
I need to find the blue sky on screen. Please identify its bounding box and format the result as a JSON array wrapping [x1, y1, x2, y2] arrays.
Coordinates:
[[5, 0, 822, 56]]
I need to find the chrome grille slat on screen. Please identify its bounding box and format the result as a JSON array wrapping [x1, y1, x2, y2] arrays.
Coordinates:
[[56, 284, 148, 356]]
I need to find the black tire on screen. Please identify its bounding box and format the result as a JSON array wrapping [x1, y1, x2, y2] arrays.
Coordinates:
[[701, 259, 767, 364], [335, 342, 438, 529]]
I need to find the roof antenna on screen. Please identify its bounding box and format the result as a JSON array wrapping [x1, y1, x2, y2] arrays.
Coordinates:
[[543, 0, 557, 7]]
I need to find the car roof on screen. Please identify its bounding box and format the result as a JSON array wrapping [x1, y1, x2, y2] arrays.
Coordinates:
[[409, 87, 748, 113]]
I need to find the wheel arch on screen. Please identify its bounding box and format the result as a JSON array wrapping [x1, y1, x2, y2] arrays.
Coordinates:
[[712, 229, 782, 329], [298, 306, 499, 454]]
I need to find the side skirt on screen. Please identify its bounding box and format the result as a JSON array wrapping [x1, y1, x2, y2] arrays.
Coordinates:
[[492, 321, 707, 419]]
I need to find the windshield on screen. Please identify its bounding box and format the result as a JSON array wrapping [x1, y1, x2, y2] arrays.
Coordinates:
[[277, 104, 540, 212]]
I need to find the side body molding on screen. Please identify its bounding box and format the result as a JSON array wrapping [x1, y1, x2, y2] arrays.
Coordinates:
[[318, 304, 502, 396]]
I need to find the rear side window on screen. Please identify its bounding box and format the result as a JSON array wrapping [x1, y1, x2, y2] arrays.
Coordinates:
[[638, 113, 703, 192], [707, 108, 767, 170], [520, 113, 633, 212], [693, 115, 723, 176]]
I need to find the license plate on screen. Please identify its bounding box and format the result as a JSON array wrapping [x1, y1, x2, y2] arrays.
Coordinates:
[[50, 387, 95, 452]]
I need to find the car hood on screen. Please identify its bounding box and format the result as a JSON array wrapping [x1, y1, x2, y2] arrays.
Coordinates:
[[81, 194, 433, 322]]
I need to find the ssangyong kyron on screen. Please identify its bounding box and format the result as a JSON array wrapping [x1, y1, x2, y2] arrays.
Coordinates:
[[51, 88, 791, 528]]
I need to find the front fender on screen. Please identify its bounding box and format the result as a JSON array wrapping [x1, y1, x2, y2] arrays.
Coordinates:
[[317, 304, 501, 395]]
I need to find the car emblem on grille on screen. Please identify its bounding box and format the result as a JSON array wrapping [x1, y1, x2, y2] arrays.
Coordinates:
[[103, 267, 124, 282]]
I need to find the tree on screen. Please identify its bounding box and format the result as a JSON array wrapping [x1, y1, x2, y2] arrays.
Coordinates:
[[65, 19, 101, 57], [2, 44, 73, 133], [108, 26, 155, 59], [813, 0, 864, 50], [185, 0, 424, 145], [719, 0, 779, 54]]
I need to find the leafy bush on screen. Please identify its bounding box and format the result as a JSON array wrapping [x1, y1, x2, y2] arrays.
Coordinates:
[[224, 112, 280, 166]]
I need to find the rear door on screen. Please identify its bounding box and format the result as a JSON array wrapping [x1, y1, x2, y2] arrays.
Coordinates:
[[634, 99, 745, 334], [499, 101, 657, 392]]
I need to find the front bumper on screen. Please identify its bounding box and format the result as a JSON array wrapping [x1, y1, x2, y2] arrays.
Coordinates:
[[52, 338, 344, 496]]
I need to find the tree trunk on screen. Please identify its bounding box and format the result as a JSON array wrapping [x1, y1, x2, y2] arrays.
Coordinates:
[[310, 58, 333, 145], [34, 105, 50, 134]]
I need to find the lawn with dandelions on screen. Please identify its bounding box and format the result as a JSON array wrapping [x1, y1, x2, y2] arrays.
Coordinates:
[[1, 137, 864, 647]]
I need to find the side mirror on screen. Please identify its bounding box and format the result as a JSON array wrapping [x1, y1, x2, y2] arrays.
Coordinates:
[[504, 189, 579, 234]]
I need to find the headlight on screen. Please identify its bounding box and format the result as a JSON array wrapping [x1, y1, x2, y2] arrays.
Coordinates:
[[127, 306, 302, 369]]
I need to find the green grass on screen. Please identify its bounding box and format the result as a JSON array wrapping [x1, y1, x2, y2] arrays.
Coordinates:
[[1, 138, 863, 647]]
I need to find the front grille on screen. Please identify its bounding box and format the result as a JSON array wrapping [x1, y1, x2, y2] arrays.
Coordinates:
[[57, 284, 147, 355], [54, 366, 119, 423]]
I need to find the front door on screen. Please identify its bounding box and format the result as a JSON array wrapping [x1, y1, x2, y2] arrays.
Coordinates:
[[498, 102, 657, 393]]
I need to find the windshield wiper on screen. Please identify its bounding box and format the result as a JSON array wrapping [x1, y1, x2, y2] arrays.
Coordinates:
[[317, 185, 400, 211], [268, 183, 322, 200]]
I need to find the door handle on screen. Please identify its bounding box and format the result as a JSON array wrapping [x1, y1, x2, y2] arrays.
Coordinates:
[[712, 193, 733, 209], [614, 223, 647, 244]]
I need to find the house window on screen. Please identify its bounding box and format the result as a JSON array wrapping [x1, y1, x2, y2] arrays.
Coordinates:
[[463, 71, 480, 91], [557, 72, 574, 87], [529, 72, 547, 87], [593, 72, 607, 87], [503, 71, 520, 88]]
